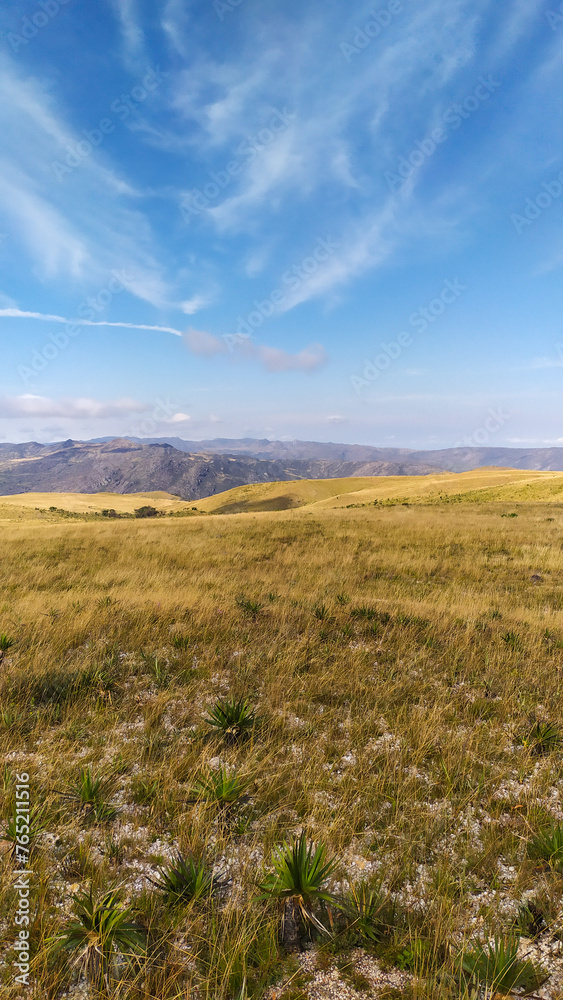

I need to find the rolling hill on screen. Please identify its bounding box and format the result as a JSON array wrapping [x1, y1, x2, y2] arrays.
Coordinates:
[[4, 467, 563, 522], [194, 467, 563, 513]]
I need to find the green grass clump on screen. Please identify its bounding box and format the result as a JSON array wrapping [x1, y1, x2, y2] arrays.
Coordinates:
[[458, 936, 548, 995], [520, 720, 562, 755], [259, 832, 337, 942], [204, 697, 257, 742], [336, 881, 396, 945], [528, 823, 563, 871], [50, 883, 145, 990], [149, 854, 226, 906], [191, 767, 251, 807], [59, 766, 118, 823]]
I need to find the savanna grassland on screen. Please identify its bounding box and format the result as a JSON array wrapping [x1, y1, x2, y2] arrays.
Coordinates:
[[2, 478, 563, 999]]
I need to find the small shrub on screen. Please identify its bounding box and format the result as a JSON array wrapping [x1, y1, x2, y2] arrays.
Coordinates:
[[501, 630, 522, 649], [395, 939, 433, 973], [312, 603, 331, 622], [149, 854, 226, 906], [2, 805, 47, 861], [103, 833, 126, 866], [96, 595, 117, 608], [336, 881, 396, 945], [204, 697, 256, 743], [49, 883, 145, 990], [172, 634, 191, 649], [134, 505, 159, 518], [0, 633, 15, 661], [350, 606, 378, 620], [458, 936, 548, 995], [514, 901, 548, 938], [60, 766, 118, 823], [61, 841, 98, 881], [259, 831, 338, 941], [149, 657, 169, 688], [235, 595, 263, 617], [528, 823, 563, 871], [190, 767, 251, 808], [520, 721, 562, 755], [131, 776, 161, 807], [396, 613, 429, 627]]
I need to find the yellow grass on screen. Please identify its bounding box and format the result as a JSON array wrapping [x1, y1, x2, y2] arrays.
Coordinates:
[[2, 481, 563, 998], [0, 490, 191, 521], [196, 467, 563, 512]]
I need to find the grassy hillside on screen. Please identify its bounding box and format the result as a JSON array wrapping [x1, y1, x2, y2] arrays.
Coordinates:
[[196, 466, 563, 512], [2, 491, 563, 998], [3, 467, 563, 522], [0, 490, 192, 521]]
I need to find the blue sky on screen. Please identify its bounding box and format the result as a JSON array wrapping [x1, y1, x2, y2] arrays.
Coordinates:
[[0, 0, 562, 448]]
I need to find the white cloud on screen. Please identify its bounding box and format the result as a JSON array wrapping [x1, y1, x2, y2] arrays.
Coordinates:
[[0, 395, 149, 419], [109, 0, 146, 66], [0, 173, 88, 280], [181, 294, 211, 315], [0, 63, 171, 304], [169, 0, 490, 308], [167, 412, 192, 423]]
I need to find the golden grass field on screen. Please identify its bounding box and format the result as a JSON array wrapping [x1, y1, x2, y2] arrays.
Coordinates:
[[2, 469, 563, 999], [0, 491, 191, 521], [2, 466, 563, 522]]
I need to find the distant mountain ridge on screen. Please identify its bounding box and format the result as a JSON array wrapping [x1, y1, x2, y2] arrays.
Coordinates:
[[0, 437, 562, 500], [89, 436, 563, 472], [0, 438, 440, 500]]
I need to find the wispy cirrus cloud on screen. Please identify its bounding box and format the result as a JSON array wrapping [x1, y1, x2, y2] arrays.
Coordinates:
[[108, 0, 146, 67], [0, 61, 172, 304]]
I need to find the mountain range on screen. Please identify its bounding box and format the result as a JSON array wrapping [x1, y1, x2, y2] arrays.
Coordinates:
[[0, 437, 562, 501], [91, 436, 563, 471]]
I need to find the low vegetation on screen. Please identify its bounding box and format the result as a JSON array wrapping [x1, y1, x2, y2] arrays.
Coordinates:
[[1, 487, 563, 997]]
